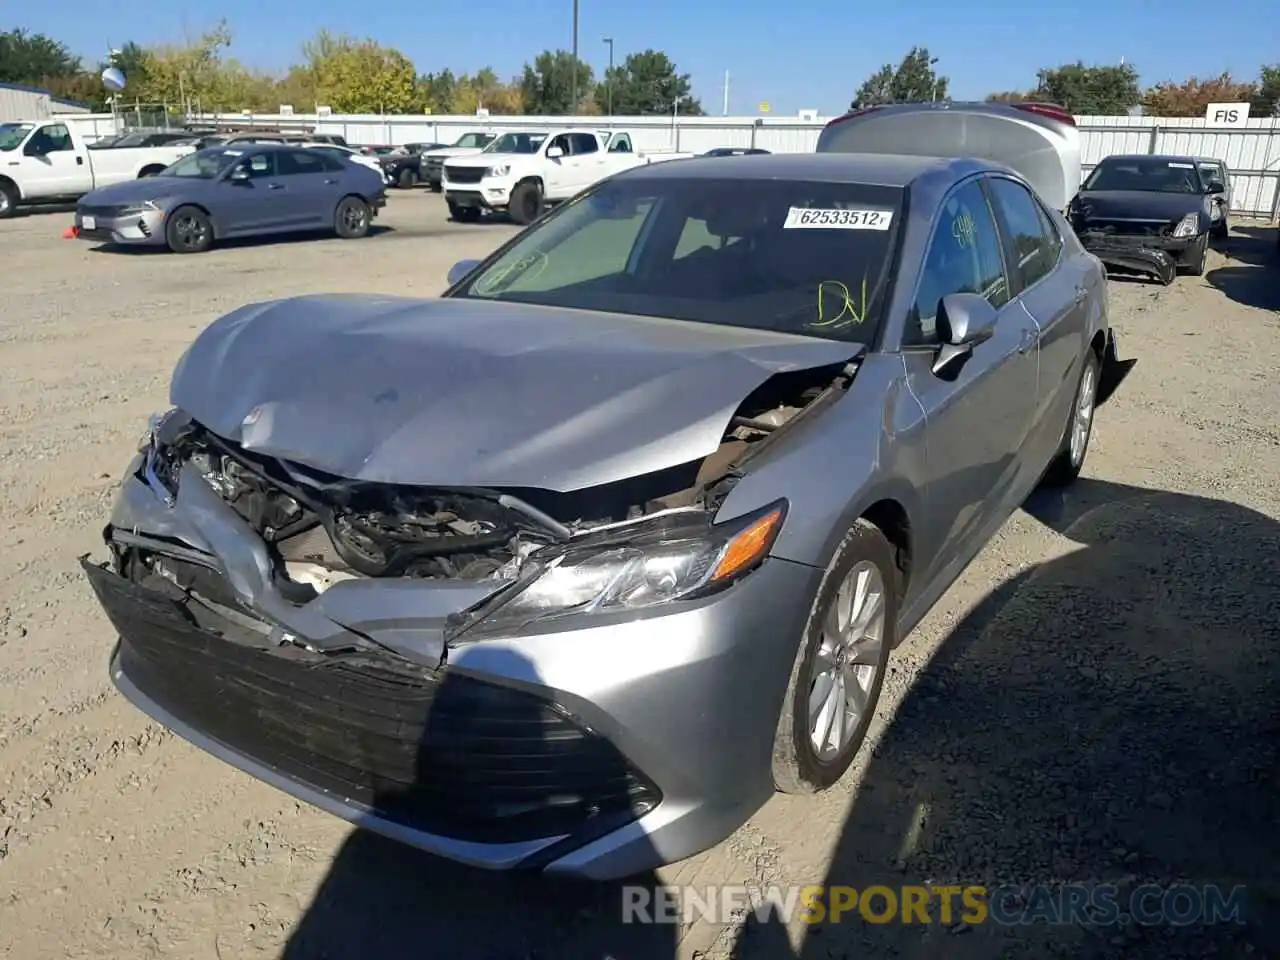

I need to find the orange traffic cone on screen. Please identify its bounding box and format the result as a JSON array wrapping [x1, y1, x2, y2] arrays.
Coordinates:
[[62, 225, 78, 239]]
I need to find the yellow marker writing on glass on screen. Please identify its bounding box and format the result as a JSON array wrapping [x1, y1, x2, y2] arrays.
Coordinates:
[[809, 276, 869, 331]]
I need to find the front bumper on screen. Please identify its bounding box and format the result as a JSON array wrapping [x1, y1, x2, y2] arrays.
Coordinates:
[[1075, 228, 1200, 283], [444, 179, 514, 210], [86, 464, 822, 879], [74, 206, 166, 246]]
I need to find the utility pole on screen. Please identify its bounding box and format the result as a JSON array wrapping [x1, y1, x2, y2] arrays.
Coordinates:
[[722, 70, 729, 115], [570, 0, 580, 114], [603, 37, 614, 116]]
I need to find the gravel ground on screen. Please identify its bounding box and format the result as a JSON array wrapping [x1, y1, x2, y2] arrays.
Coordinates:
[[0, 195, 1276, 960]]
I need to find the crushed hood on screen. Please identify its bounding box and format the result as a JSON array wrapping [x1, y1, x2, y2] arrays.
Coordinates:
[[1074, 190, 1204, 223], [169, 294, 859, 492]]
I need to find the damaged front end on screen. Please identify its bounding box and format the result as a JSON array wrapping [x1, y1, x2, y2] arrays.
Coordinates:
[[82, 357, 856, 854], [1077, 233, 1178, 286]]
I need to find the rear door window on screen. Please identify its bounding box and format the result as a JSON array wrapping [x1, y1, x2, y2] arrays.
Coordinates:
[[986, 177, 1058, 291]]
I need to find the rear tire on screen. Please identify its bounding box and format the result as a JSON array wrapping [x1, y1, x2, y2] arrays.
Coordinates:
[[334, 196, 371, 239], [164, 205, 214, 253], [397, 168, 417, 189], [771, 520, 897, 795], [1041, 350, 1100, 487], [1212, 216, 1229, 240], [508, 181, 543, 225]]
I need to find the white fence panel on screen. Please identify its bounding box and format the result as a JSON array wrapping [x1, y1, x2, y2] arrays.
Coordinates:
[[197, 111, 1280, 218]]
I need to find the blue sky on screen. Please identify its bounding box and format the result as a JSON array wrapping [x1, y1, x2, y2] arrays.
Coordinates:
[[25, 0, 1280, 115]]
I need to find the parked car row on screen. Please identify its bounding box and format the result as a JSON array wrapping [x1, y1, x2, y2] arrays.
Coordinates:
[[80, 100, 1135, 883]]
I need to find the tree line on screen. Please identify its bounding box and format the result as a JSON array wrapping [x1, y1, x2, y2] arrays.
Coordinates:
[[0, 23, 703, 117], [5, 26, 1278, 120], [860, 46, 1280, 118]]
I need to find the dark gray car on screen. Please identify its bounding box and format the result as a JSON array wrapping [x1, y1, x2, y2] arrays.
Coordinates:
[[74, 143, 387, 253], [82, 153, 1123, 880]]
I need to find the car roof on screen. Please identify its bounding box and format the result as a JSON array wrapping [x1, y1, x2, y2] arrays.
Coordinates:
[[618, 152, 992, 188], [1100, 154, 1199, 164]]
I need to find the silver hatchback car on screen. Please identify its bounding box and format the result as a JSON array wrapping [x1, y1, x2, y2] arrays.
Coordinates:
[[83, 140, 1123, 880]]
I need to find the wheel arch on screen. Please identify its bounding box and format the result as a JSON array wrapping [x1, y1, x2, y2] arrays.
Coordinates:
[[169, 202, 220, 238], [137, 164, 167, 178], [0, 174, 21, 199]]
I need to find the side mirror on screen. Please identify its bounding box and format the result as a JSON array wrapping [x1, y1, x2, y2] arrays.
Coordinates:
[[546, 145, 564, 159], [1206, 181, 1225, 194], [931, 292, 997, 377], [228, 167, 251, 183], [447, 259, 481, 285]]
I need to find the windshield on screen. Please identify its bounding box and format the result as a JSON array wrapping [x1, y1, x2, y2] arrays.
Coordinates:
[[483, 132, 546, 155], [453, 176, 903, 344], [158, 147, 243, 179], [1083, 158, 1204, 194], [0, 123, 34, 151], [456, 133, 491, 148]]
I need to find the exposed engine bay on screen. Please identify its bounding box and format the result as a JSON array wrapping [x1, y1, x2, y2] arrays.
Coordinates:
[[134, 359, 856, 600]]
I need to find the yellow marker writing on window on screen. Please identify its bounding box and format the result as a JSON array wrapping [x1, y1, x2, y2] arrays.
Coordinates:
[[809, 277, 869, 331]]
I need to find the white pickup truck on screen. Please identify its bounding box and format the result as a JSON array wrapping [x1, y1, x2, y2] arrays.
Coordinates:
[[441, 129, 693, 224], [0, 119, 195, 218]]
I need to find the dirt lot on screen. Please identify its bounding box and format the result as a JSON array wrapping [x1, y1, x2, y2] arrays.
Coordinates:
[[0, 194, 1277, 960]]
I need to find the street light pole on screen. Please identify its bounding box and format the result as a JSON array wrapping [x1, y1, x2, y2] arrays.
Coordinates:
[[570, 0, 580, 114], [603, 37, 614, 116]]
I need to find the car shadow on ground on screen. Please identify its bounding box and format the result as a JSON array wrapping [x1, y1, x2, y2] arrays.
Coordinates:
[[1206, 225, 1280, 312], [280, 648, 679, 960], [728, 478, 1279, 959], [3, 201, 79, 219], [84, 224, 396, 255]]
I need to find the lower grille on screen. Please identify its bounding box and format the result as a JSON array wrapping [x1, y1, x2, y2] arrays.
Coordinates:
[[83, 559, 661, 844], [444, 164, 485, 185], [79, 204, 125, 219]]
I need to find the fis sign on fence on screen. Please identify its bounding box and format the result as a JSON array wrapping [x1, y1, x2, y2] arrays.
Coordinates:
[[1205, 102, 1250, 127]]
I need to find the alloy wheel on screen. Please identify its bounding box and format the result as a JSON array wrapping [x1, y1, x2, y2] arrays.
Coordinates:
[[173, 215, 207, 250], [808, 559, 886, 761], [1070, 364, 1096, 467]]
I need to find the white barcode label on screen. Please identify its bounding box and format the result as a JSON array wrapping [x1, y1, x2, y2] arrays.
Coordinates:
[[783, 207, 893, 230]]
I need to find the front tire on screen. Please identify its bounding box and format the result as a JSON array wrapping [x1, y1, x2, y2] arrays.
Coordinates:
[[0, 180, 17, 219], [1179, 233, 1208, 276], [164, 205, 214, 253], [508, 181, 544, 225], [771, 520, 897, 794], [1041, 349, 1100, 487], [397, 168, 417, 189], [334, 196, 371, 239]]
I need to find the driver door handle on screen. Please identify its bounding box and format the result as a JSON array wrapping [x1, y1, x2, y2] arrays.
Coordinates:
[[267, 182, 285, 190], [76, 156, 84, 165], [1018, 328, 1037, 354], [1074, 286, 1088, 304], [324, 178, 338, 184]]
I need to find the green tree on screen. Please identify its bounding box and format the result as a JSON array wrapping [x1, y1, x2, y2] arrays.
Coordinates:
[[519, 50, 593, 114], [297, 31, 416, 113], [596, 50, 702, 116], [1250, 64, 1280, 117], [0, 28, 81, 84], [1030, 62, 1140, 115], [419, 69, 458, 112], [851, 47, 948, 108]]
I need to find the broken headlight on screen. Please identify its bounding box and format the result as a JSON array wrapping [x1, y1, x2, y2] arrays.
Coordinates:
[[1171, 213, 1199, 238], [460, 501, 786, 637]]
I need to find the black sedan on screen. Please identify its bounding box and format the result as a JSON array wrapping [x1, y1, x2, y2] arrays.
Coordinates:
[[382, 143, 448, 188], [1068, 154, 1220, 284]]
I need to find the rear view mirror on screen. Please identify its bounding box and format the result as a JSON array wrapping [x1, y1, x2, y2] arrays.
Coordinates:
[[932, 292, 997, 377], [447, 259, 481, 285], [546, 146, 564, 159]]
